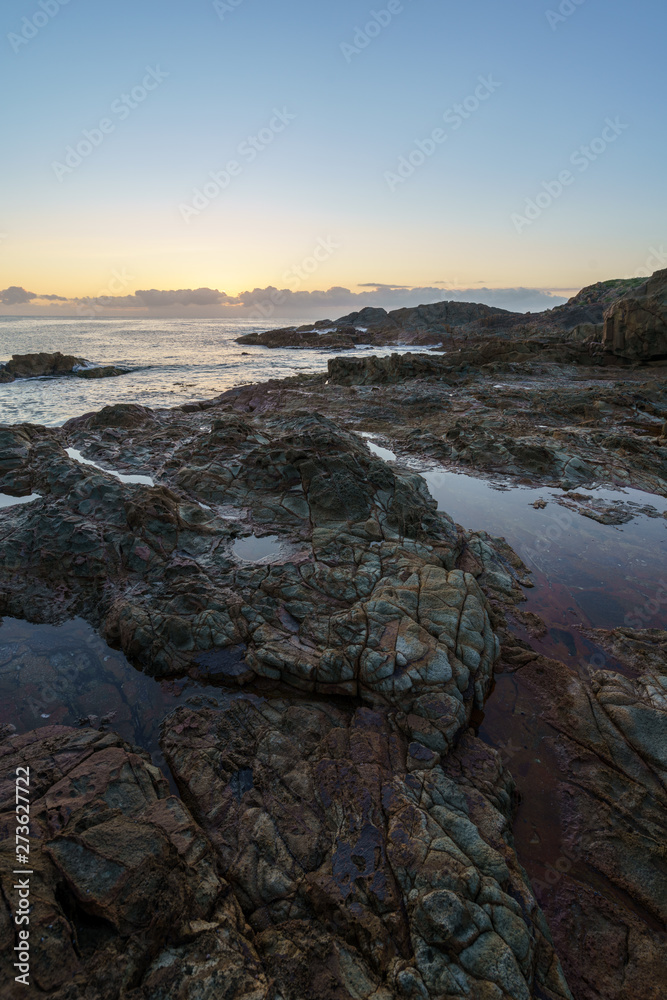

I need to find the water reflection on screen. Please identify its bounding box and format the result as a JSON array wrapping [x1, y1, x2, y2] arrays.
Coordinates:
[[422, 469, 667, 631], [0, 617, 227, 768], [0, 493, 41, 509], [232, 533, 285, 563], [423, 464, 667, 934], [65, 447, 155, 486]]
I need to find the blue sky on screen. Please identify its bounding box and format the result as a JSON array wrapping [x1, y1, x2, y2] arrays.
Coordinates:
[[1, 0, 665, 316]]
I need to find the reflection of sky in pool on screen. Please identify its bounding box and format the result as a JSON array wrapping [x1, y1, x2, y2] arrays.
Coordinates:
[[1, 459, 664, 797], [0, 493, 41, 509], [419, 466, 666, 919], [65, 447, 155, 486], [0, 617, 245, 777], [422, 468, 667, 632], [232, 533, 283, 563]]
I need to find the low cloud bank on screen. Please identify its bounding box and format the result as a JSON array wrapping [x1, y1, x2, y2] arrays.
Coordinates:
[[0, 283, 568, 318]]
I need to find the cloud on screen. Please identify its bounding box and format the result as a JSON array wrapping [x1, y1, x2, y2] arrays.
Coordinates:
[[74, 287, 239, 308], [357, 282, 412, 290], [2, 283, 569, 317], [1, 286, 37, 305], [135, 287, 238, 308], [235, 284, 567, 315], [0, 286, 67, 305]]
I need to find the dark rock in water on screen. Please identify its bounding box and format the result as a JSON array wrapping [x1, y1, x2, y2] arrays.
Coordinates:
[[75, 365, 130, 379], [236, 301, 514, 349], [603, 267, 667, 360], [4, 351, 86, 378], [236, 325, 361, 350], [0, 351, 129, 382]]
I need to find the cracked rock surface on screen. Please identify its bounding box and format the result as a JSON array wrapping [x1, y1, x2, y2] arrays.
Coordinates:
[[495, 627, 667, 1000], [0, 411, 516, 756], [0, 725, 271, 1000], [161, 699, 572, 1000], [1, 346, 665, 999]]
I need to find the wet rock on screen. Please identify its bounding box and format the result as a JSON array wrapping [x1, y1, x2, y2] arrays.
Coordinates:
[[499, 630, 667, 1000], [236, 326, 360, 350], [162, 699, 572, 1000], [0, 352, 130, 382], [603, 268, 667, 361], [0, 725, 271, 999], [0, 412, 504, 753], [328, 353, 453, 386]]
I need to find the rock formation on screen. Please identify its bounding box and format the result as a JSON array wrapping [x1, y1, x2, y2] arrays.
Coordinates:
[[0, 352, 129, 383], [603, 268, 667, 360], [236, 276, 647, 351]]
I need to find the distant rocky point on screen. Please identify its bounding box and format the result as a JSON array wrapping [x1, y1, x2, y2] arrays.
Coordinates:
[[237, 274, 666, 357], [0, 351, 130, 383]]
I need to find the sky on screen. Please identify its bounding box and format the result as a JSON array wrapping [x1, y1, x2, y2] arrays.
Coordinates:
[[1, 0, 665, 318]]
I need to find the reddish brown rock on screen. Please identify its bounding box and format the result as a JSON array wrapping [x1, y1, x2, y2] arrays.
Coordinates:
[[0, 725, 271, 1000], [494, 629, 667, 1000]]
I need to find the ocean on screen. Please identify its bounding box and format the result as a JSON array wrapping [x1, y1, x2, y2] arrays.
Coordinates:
[[0, 316, 422, 426]]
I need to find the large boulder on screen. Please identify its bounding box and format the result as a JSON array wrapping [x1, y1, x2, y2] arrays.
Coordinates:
[[4, 352, 86, 378], [0, 352, 129, 382], [603, 268, 667, 360]]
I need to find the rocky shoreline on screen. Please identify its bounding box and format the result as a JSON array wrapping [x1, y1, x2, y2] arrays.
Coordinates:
[[0, 272, 666, 999], [234, 275, 657, 354]]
